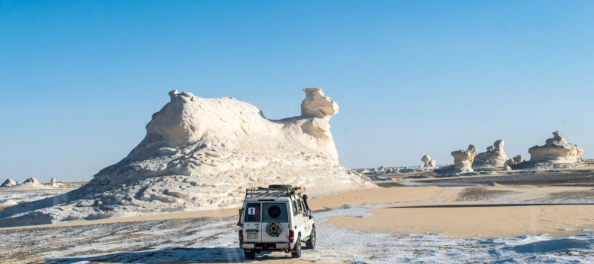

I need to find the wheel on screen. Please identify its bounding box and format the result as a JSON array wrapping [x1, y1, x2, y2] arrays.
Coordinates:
[[291, 236, 302, 258], [244, 250, 256, 260], [305, 227, 316, 249]]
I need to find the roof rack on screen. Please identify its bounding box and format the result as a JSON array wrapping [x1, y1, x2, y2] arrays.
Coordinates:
[[245, 186, 306, 198]]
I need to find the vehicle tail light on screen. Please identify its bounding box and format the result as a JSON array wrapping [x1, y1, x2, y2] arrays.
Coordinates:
[[289, 230, 295, 242], [239, 230, 243, 242]]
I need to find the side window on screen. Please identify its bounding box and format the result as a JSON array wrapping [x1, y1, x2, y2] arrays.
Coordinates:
[[300, 200, 307, 214], [292, 200, 298, 216], [244, 203, 261, 222], [295, 199, 302, 214]]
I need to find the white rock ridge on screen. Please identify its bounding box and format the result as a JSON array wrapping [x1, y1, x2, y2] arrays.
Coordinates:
[[528, 131, 584, 164], [0, 89, 374, 227], [451, 145, 478, 173], [472, 139, 509, 170], [1, 179, 16, 188]]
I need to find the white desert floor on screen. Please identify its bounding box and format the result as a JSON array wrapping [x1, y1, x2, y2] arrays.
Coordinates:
[[2, 185, 594, 263]]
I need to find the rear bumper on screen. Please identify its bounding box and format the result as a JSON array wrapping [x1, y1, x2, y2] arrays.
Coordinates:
[[240, 243, 290, 250]]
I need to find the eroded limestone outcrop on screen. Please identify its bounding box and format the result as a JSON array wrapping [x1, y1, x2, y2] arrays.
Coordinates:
[[51, 178, 56, 187], [451, 145, 478, 173], [1, 179, 16, 188], [0, 89, 374, 227], [472, 140, 508, 170], [528, 131, 584, 164]]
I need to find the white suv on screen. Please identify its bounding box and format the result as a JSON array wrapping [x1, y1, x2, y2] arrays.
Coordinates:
[[237, 185, 316, 260]]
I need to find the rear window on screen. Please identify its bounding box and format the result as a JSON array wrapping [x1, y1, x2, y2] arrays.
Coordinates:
[[244, 203, 261, 222], [262, 203, 289, 222]]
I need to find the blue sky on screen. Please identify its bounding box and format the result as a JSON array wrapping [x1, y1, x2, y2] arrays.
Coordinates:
[[0, 0, 593, 182]]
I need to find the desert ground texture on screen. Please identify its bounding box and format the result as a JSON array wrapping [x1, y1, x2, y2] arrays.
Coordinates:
[[3, 166, 594, 263]]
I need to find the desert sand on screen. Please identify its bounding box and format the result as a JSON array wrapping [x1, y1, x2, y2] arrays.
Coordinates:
[[328, 202, 594, 238], [4, 185, 593, 239]]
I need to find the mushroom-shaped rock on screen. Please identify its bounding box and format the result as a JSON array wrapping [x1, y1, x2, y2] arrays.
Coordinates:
[[472, 139, 509, 170], [301, 88, 339, 121], [421, 155, 431, 166], [24, 178, 40, 185], [451, 145, 478, 173], [1, 179, 16, 187], [15, 180, 21, 184], [421, 155, 437, 168], [51, 178, 57, 187], [528, 131, 584, 164]]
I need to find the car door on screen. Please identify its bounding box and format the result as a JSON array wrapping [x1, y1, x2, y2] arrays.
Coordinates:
[[292, 198, 307, 238], [299, 199, 312, 237], [243, 202, 262, 242]]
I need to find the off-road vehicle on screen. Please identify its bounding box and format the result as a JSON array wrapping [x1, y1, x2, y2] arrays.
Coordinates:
[[237, 185, 316, 260]]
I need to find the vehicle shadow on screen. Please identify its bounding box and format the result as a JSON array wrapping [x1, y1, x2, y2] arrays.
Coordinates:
[[43, 247, 298, 263]]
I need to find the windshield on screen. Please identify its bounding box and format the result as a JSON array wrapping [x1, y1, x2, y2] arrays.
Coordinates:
[[262, 203, 289, 222]]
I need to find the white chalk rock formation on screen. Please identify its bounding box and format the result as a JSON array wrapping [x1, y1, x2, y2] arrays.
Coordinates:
[[301, 88, 339, 121], [528, 131, 584, 164], [1, 179, 16, 188], [15, 180, 21, 184], [504, 163, 512, 170], [451, 145, 478, 173], [0, 89, 373, 227], [24, 178, 39, 185], [51, 178, 56, 187], [472, 139, 509, 170], [506, 155, 523, 167], [421, 155, 437, 168], [429, 160, 437, 167]]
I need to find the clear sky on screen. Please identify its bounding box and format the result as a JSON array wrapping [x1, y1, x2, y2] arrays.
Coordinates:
[[0, 0, 593, 183]]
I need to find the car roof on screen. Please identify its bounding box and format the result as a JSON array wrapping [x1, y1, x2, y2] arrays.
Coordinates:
[[243, 196, 294, 202]]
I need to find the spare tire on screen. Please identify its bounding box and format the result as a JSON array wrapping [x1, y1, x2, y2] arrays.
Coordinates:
[[269, 185, 292, 189]]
